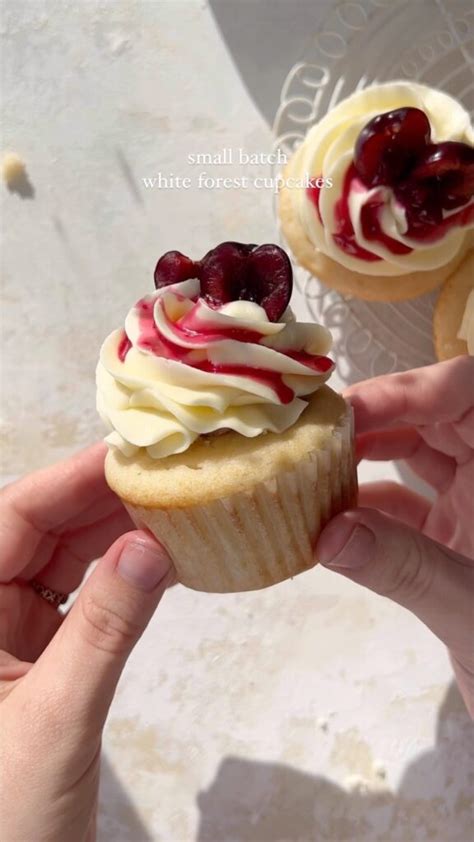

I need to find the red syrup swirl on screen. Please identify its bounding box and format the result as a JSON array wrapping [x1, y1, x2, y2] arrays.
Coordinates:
[[402, 199, 474, 242], [194, 354, 334, 406], [333, 165, 409, 261], [136, 297, 265, 356], [359, 198, 412, 255], [117, 296, 334, 404], [308, 163, 473, 262], [306, 170, 381, 261], [307, 178, 324, 224], [134, 298, 188, 361], [175, 306, 264, 345], [192, 361, 295, 404], [285, 351, 334, 372], [118, 333, 132, 362]]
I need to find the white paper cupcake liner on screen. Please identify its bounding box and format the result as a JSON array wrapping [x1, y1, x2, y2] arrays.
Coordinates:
[[124, 408, 357, 593]]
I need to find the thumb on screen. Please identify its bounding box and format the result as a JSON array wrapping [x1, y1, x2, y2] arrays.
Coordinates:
[[316, 508, 474, 661], [26, 530, 175, 738]]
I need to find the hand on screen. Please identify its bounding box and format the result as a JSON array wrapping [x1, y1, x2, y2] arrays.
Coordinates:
[[316, 357, 474, 717], [0, 443, 174, 842]]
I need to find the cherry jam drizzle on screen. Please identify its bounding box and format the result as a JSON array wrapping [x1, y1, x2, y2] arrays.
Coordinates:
[[307, 165, 473, 260], [118, 297, 333, 404], [118, 334, 132, 362], [403, 199, 474, 243], [307, 178, 323, 224]]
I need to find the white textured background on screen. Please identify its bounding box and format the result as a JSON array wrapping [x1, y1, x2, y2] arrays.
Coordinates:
[[1, 2, 473, 841]]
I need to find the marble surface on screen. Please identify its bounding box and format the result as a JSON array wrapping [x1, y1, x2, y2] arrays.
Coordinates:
[[2, 2, 473, 841]]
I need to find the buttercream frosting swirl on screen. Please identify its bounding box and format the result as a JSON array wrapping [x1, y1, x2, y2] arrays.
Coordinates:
[[292, 82, 474, 276], [97, 279, 334, 458]]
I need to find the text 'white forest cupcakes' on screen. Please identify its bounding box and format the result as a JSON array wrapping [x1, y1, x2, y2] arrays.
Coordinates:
[[97, 243, 357, 592]]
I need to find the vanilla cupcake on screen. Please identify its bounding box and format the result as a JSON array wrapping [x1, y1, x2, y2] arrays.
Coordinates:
[[433, 251, 474, 360], [97, 243, 357, 593], [279, 82, 474, 301]]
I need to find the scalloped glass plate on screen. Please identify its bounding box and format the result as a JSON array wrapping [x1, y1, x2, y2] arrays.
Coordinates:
[[272, 0, 473, 383]]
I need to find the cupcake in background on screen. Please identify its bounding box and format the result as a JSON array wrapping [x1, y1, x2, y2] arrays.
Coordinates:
[[97, 243, 357, 593], [279, 81, 474, 301], [433, 251, 474, 360]]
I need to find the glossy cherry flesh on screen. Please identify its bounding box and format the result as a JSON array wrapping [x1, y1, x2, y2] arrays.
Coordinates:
[[354, 108, 474, 237], [409, 141, 474, 209], [154, 250, 199, 288], [354, 107, 431, 187], [153, 242, 293, 322]]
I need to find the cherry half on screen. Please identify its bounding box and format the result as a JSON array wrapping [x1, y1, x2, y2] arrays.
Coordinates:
[[394, 140, 474, 235], [153, 242, 293, 322], [154, 250, 199, 288], [354, 107, 431, 187], [352, 106, 474, 242], [199, 242, 249, 305], [409, 141, 474, 209]]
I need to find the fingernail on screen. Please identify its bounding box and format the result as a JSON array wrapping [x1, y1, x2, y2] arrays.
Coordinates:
[[117, 536, 171, 592], [317, 517, 375, 569]]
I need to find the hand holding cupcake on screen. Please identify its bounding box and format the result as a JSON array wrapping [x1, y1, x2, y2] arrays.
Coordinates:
[[97, 243, 357, 593]]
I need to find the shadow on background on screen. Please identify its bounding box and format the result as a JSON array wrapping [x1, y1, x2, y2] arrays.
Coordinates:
[[197, 682, 472, 842], [208, 0, 332, 125], [98, 755, 154, 842], [6, 169, 35, 199], [395, 460, 437, 503]]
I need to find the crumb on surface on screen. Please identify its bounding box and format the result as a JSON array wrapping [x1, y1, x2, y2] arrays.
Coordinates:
[[373, 760, 386, 779], [2, 152, 26, 186], [316, 716, 329, 732], [344, 774, 370, 793]]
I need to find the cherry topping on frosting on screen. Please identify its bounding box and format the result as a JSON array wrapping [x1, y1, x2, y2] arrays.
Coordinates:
[[153, 242, 293, 322], [393, 141, 474, 235], [199, 242, 249, 304], [246, 244, 293, 321], [354, 107, 431, 187], [394, 180, 443, 232], [200, 242, 292, 321], [409, 141, 474, 208], [351, 107, 474, 244], [216, 241, 258, 255], [154, 250, 199, 288]]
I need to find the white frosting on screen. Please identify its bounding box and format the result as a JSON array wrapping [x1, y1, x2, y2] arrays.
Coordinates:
[[293, 82, 474, 275], [96, 279, 333, 458], [457, 289, 474, 354]]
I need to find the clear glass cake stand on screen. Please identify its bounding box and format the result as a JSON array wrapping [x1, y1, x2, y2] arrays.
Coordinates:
[[272, 0, 473, 382]]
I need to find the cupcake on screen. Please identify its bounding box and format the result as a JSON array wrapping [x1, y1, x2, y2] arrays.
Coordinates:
[[279, 81, 474, 301], [433, 250, 474, 360], [97, 242, 357, 593]]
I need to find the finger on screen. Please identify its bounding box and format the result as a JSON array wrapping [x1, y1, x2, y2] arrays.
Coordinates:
[[357, 428, 426, 462], [12, 500, 131, 582], [450, 653, 474, 720], [23, 506, 134, 593], [358, 481, 431, 530], [455, 406, 474, 448], [0, 651, 32, 685], [417, 422, 473, 463], [357, 429, 455, 491], [316, 508, 474, 704], [345, 357, 474, 434], [0, 580, 63, 665], [53, 484, 125, 532], [21, 531, 175, 748], [0, 443, 110, 575]]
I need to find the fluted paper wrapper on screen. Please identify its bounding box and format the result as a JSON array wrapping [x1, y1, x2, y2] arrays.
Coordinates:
[[125, 411, 357, 593]]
